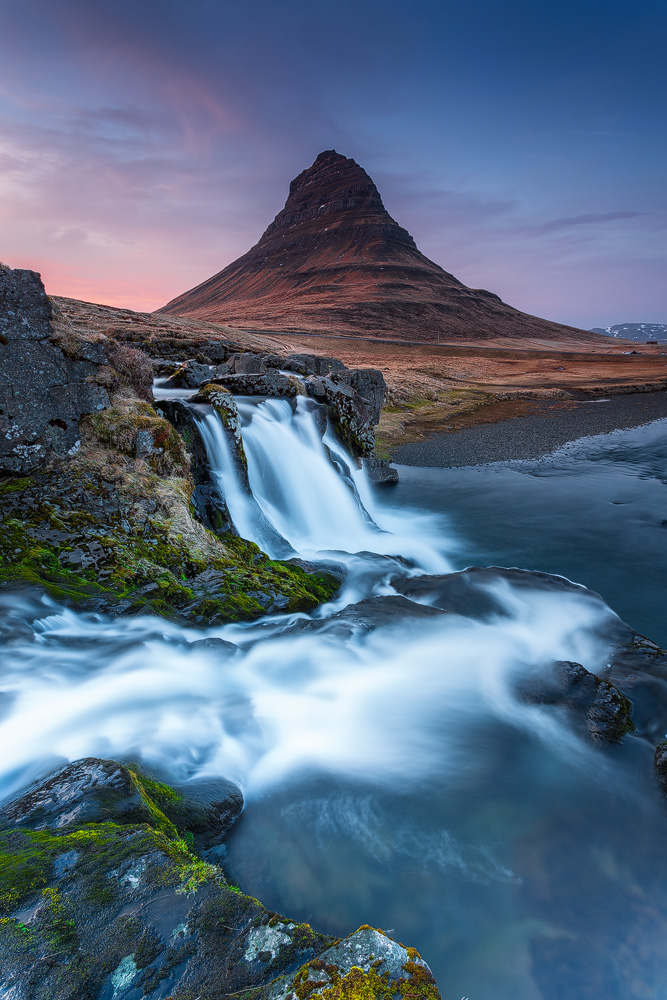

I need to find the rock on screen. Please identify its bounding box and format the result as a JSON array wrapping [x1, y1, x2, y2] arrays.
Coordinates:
[[362, 454, 399, 484], [209, 372, 307, 397], [0, 759, 437, 1000], [282, 353, 349, 376], [521, 660, 635, 743], [0, 265, 109, 472], [162, 359, 218, 388], [654, 741, 667, 794], [226, 351, 268, 374], [305, 373, 376, 454], [273, 927, 439, 1000], [156, 398, 235, 533], [0, 758, 155, 831], [192, 383, 246, 468], [198, 339, 234, 363], [134, 429, 154, 458], [335, 368, 386, 424]]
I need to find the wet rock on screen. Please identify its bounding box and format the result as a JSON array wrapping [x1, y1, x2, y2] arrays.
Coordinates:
[[210, 372, 307, 396], [0, 265, 109, 472], [523, 660, 635, 743], [0, 758, 437, 1000], [334, 367, 386, 424], [162, 359, 219, 388], [306, 373, 375, 454], [362, 453, 399, 484], [192, 383, 246, 470], [0, 758, 152, 831], [273, 927, 439, 1000], [156, 398, 235, 533]]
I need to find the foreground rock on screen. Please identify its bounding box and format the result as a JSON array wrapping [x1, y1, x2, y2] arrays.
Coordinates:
[[0, 758, 440, 1000], [0, 266, 109, 472]]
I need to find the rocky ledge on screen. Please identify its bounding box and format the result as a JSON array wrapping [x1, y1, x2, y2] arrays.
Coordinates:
[[0, 757, 440, 1000]]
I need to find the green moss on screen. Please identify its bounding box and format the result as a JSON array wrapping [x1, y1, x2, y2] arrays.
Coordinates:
[[40, 887, 78, 953], [291, 959, 440, 1000]]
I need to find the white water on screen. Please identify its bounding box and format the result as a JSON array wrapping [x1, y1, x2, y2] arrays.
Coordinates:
[[197, 395, 453, 576]]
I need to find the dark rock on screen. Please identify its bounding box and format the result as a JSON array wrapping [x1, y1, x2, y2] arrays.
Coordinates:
[[306, 374, 375, 454], [521, 660, 635, 743], [188, 636, 239, 657], [0, 266, 109, 472], [654, 741, 667, 794], [0, 757, 153, 831], [362, 454, 399, 484], [162, 359, 218, 389], [156, 399, 235, 533], [135, 429, 155, 458], [208, 372, 306, 396], [283, 353, 349, 376], [226, 351, 267, 374], [0, 757, 437, 1000], [198, 339, 234, 363], [334, 367, 386, 424]]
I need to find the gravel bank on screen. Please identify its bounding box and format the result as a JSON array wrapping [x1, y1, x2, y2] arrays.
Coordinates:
[[391, 390, 667, 468]]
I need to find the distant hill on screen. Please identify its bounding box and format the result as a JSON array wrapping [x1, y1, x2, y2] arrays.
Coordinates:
[[591, 323, 667, 342], [161, 150, 607, 346]]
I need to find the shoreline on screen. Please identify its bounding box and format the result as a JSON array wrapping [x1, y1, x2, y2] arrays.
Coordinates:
[[390, 389, 667, 468]]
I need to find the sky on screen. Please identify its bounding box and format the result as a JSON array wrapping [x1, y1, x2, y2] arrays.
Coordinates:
[[0, 0, 664, 329]]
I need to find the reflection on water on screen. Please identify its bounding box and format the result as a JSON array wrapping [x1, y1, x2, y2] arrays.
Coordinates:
[[1, 410, 667, 1000]]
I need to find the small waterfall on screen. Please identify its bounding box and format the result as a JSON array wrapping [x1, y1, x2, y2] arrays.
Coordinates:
[[192, 394, 452, 574]]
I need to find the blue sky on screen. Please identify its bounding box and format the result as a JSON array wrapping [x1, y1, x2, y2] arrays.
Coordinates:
[[0, 0, 664, 327]]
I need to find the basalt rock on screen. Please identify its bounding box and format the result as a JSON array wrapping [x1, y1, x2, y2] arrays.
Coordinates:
[[305, 373, 376, 454], [0, 266, 109, 472], [362, 454, 399, 485], [209, 372, 307, 397], [162, 359, 226, 389], [537, 660, 636, 744]]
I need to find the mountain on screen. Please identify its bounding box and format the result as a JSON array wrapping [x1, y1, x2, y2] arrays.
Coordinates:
[[591, 323, 667, 342], [161, 150, 605, 345]]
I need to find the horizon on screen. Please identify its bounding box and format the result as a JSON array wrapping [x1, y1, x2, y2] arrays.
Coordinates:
[[1, 0, 665, 329]]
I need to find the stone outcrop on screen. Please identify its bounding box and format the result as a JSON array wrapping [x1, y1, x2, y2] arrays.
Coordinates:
[[161, 150, 608, 345], [0, 757, 440, 1000], [0, 266, 109, 472]]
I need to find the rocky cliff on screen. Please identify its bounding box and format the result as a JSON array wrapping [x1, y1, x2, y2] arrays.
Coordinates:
[[162, 150, 606, 345]]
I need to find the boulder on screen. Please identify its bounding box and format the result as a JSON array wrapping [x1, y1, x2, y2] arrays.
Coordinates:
[[362, 454, 399, 485], [0, 266, 109, 472], [0, 757, 244, 850], [521, 660, 635, 743], [162, 359, 222, 388], [305, 374, 376, 454], [281, 353, 349, 376], [226, 351, 268, 374], [334, 367, 386, 424], [208, 372, 307, 397]]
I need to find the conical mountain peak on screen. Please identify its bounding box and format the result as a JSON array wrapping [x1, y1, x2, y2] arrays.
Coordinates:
[[162, 152, 592, 344]]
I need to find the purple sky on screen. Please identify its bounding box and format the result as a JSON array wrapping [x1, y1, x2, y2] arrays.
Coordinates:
[[1, 0, 664, 328]]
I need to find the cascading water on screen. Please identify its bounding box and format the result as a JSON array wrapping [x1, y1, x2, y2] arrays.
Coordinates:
[[2, 394, 667, 1000], [195, 394, 453, 576]]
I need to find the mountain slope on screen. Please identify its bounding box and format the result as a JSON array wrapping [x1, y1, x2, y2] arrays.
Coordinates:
[[161, 150, 606, 345]]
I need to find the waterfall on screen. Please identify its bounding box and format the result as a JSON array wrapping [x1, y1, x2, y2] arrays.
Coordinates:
[[192, 394, 452, 575]]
